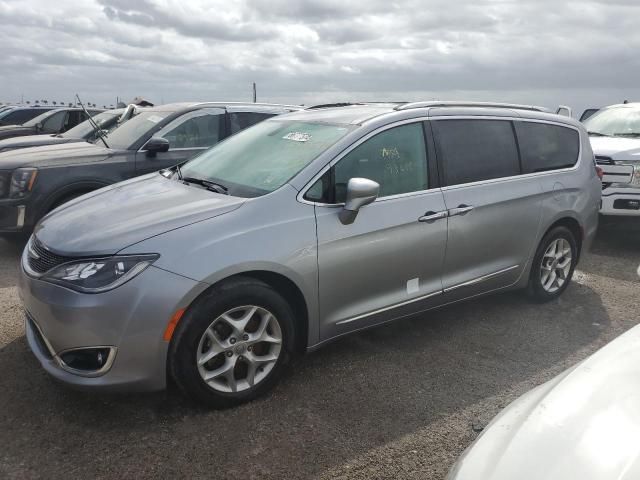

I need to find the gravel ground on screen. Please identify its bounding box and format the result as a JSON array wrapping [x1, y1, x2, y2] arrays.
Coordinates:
[[0, 220, 639, 479]]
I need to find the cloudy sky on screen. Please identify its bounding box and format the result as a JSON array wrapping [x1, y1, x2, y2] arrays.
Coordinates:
[[0, 0, 638, 113]]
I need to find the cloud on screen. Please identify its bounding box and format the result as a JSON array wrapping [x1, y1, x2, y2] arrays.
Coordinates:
[[0, 0, 638, 112]]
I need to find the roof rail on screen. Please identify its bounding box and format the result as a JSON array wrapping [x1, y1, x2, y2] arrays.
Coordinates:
[[394, 101, 549, 112], [306, 101, 407, 110]]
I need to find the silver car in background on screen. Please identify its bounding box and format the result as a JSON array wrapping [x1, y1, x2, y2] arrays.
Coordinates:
[[447, 324, 640, 480], [19, 102, 601, 407]]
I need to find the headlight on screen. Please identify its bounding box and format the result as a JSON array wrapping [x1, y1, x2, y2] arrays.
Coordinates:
[[41, 254, 159, 293], [10, 167, 38, 198]]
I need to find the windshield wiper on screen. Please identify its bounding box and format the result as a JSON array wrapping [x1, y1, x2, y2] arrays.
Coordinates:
[[613, 132, 640, 137], [587, 131, 608, 137], [182, 176, 229, 195], [175, 163, 183, 180]]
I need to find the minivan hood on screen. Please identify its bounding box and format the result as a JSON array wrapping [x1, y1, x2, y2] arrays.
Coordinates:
[[35, 173, 245, 256], [0, 141, 111, 169], [449, 324, 640, 480], [590, 136, 640, 161]]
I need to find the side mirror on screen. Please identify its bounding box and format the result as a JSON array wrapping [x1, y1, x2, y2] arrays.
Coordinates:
[[35, 122, 43, 132], [339, 177, 379, 225], [143, 137, 170, 156]]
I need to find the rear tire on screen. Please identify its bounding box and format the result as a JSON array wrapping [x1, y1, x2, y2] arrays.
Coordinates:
[[527, 226, 578, 303], [169, 277, 296, 408]]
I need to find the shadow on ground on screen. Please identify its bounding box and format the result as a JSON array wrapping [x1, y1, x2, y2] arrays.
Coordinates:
[[0, 279, 609, 479]]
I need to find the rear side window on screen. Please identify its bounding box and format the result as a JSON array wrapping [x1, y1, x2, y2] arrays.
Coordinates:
[[229, 112, 274, 134], [433, 120, 519, 186], [2, 109, 49, 125], [515, 122, 579, 173]]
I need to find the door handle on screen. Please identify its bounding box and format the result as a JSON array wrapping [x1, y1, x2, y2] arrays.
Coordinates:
[[418, 211, 448, 223], [449, 204, 474, 217]]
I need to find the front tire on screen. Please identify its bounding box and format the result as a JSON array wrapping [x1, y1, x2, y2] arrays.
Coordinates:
[[527, 226, 578, 302], [169, 277, 296, 408]]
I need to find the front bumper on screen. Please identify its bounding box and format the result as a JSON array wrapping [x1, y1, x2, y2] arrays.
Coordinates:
[[19, 252, 207, 392], [600, 186, 640, 216]]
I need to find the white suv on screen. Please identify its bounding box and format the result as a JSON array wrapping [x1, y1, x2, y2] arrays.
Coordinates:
[[584, 103, 640, 216]]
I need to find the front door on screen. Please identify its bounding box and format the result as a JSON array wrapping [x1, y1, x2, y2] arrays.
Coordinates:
[[308, 121, 449, 340], [431, 118, 543, 299], [135, 107, 226, 175]]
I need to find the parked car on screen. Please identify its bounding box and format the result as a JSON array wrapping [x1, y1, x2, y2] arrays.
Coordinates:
[[0, 107, 103, 141], [0, 106, 58, 126], [0, 106, 139, 153], [0, 102, 299, 234], [19, 101, 600, 407], [446, 324, 640, 480], [584, 103, 640, 216]]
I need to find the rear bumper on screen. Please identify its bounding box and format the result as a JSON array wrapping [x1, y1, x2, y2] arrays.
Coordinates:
[[600, 186, 640, 216]]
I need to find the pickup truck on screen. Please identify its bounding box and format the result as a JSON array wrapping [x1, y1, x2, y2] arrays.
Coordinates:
[[584, 103, 640, 216]]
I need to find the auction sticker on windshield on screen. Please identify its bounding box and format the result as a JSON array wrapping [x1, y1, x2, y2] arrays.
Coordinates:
[[283, 132, 311, 142]]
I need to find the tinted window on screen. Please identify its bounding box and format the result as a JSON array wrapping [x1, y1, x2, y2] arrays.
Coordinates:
[[1, 109, 52, 125], [160, 110, 223, 148], [433, 120, 519, 186], [64, 111, 86, 131], [40, 111, 67, 132], [307, 123, 428, 203], [515, 122, 579, 173], [229, 112, 274, 134]]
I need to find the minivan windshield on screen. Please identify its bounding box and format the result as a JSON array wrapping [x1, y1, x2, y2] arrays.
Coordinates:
[[180, 120, 353, 197], [100, 110, 171, 149], [584, 106, 640, 137]]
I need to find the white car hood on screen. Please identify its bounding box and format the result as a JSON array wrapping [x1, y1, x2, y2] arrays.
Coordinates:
[[590, 136, 640, 161], [449, 325, 640, 480]]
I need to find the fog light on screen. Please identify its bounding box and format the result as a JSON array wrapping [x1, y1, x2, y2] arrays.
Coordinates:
[[59, 347, 115, 375]]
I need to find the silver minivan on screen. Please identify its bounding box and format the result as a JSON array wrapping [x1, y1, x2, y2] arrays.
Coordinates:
[[19, 102, 601, 407]]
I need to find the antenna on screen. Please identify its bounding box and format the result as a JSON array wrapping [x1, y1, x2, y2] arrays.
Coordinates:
[[252, 82, 257, 103], [76, 94, 109, 148]]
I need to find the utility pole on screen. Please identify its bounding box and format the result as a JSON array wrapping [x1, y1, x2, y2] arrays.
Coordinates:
[[252, 82, 257, 103]]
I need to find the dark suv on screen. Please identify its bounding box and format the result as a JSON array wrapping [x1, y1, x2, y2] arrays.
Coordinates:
[[0, 107, 103, 141], [0, 107, 139, 153], [0, 102, 300, 234], [0, 106, 58, 126]]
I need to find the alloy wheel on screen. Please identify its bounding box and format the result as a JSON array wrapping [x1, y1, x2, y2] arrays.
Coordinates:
[[196, 305, 282, 393], [540, 238, 573, 293]]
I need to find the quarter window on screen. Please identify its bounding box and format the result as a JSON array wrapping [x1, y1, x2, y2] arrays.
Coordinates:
[[306, 122, 428, 203], [229, 112, 274, 134], [515, 122, 579, 173], [433, 119, 520, 186]]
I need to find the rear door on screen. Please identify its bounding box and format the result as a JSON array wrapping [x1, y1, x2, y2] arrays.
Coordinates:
[[309, 121, 448, 340], [431, 118, 543, 299], [135, 107, 225, 175]]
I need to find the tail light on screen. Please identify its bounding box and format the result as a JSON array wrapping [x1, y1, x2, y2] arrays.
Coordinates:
[[595, 166, 604, 180]]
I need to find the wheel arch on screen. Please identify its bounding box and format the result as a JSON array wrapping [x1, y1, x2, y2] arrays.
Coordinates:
[[184, 270, 310, 354], [541, 216, 583, 260]]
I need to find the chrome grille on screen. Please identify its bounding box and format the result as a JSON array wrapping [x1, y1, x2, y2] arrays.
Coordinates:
[[595, 155, 615, 165], [27, 237, 73, 274]]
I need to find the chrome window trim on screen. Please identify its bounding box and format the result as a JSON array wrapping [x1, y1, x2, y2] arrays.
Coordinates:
[[443, 265, 520, 293], [297, 115, 584, 205], [335, 289, 442, 326], [432, 116, 583, 191]]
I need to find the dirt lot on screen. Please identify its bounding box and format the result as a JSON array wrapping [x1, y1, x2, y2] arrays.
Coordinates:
[[1, 220, 639, 479]]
